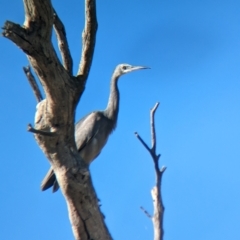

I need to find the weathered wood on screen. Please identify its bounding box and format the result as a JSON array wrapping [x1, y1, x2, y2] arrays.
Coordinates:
[[2, 0, 111, 239], [53, 8, 73, 75]]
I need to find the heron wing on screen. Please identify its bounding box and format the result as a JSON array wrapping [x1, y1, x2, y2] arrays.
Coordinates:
[[75, 111, 107, 152], [75, 111, 114, 163]]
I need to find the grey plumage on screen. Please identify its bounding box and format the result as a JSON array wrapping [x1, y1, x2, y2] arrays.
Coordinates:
[[41, 63, 149, 192]]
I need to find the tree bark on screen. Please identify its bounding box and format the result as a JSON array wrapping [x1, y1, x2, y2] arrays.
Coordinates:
[[2, 0, 112, 239]]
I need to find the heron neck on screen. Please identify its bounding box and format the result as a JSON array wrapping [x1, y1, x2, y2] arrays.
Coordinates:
[[105, 75, 119, 125]]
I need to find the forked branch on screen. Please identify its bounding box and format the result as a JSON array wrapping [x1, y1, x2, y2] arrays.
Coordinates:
[[135, 102, 166, 240]]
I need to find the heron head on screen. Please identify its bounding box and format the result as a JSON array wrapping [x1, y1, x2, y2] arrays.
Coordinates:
[[115, 63, 150, 77]]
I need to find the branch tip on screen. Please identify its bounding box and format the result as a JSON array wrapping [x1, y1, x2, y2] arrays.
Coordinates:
[[160, 166, 167, 173], [140, 206, 152, 219], [151, 102, 160, 113], [135, 132, 151, 152]]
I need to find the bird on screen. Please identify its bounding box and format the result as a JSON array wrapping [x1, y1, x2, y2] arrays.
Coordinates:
[[41, 63, 149, 192]]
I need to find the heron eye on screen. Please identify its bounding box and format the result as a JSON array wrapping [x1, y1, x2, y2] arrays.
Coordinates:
[[122, 66, 127, 70]]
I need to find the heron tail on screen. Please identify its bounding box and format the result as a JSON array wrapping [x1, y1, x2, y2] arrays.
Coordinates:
[[41, 167, 59, 193]]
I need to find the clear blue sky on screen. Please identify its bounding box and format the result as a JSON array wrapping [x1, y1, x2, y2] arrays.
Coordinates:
[[1, 0, 240, 239]]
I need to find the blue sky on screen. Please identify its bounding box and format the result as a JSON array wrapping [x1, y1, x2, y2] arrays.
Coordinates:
[[1, 0, 240, 239]]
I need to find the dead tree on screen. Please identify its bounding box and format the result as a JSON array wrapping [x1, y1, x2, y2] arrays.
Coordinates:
[[135, 103, 166, 240], [2, 0, 112, 239]]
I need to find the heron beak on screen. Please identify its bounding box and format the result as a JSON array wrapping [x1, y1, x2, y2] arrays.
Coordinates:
[[130, 66, 150, 72]]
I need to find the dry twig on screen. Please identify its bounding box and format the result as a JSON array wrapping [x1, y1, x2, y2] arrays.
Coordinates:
[[27, 124, 56, 137], [23, 66, 43, 103]]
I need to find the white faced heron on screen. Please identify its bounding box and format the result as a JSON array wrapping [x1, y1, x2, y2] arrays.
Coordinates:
[[41, 63, 149, 192]]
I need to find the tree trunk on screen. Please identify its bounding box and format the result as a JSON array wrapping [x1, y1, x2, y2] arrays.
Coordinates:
[[2, 0, 112, 239]]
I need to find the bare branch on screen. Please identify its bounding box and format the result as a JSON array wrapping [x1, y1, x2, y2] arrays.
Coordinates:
[[2, 21, 34, 54], [27, 124, 57, 137], [53, 9, 73, 75], [135, 102, 165, 240], [140, 206, 152, 219], [77, 0, 98, 81], [23, 66, 43, 103], [151, 102, 159, 153], [160, 166, 167, 173], [134, 132, 151, 153], [2, 1, 67, 104]]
